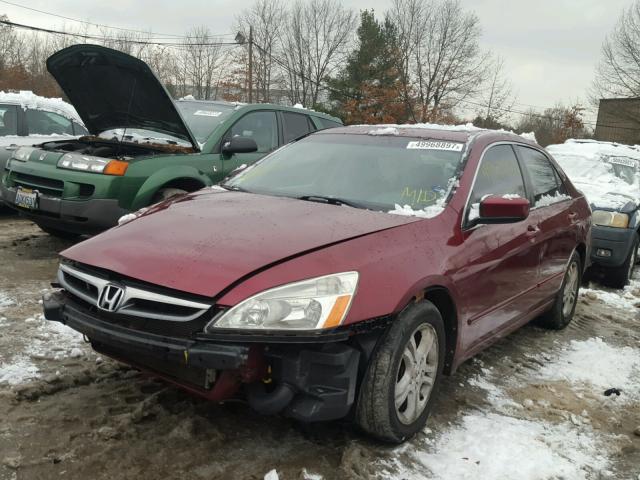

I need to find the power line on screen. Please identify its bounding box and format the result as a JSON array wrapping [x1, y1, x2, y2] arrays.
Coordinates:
[[0, 0, 236, 39], [0, 19, 240, 47]]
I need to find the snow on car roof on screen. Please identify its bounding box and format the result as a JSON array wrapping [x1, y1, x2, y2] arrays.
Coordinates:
[[547, 139, 640, 209], [0, 90, 82, 124], [329, 123, 537, 143]]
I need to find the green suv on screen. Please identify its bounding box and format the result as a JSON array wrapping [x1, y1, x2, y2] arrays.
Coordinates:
[[0, 44, 342, 237]]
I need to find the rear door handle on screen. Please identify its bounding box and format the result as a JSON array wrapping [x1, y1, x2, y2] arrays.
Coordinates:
[[568, 212, 578, 223]]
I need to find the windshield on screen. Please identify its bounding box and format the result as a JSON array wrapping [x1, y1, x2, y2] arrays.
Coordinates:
[[225, 133, 465, 212], [176, 101, 235, 143]]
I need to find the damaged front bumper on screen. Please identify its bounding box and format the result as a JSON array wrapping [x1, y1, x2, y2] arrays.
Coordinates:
[[43, 290, 365, 422]]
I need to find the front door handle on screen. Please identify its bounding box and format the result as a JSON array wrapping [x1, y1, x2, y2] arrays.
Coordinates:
[[568, 212, 578, 223], [526, 225, 540, 237]]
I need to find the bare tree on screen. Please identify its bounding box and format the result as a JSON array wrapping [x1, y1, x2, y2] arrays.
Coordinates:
[[388, 0, 489, 122], [179, 26, 226, 100], [279, 0, 356, 106], [236, 0, 284, 102], [478, 56, 516, 124], [593, 1, 640, 100]]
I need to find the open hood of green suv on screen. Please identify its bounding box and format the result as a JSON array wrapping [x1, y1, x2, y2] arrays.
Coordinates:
[[47, 44, 200, 150]]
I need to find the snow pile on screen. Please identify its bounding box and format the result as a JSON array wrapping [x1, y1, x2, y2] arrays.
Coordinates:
[[389, 203, 444, 219], [537, 337, 640, 399], [118, 207, 149, 226], [534, 192, 572, 208], [0, 291, 14, 311], [547, 139, 640, 209], [179, 94, 196, 101], [580, 285, 639, 310], [368, 127, 399, 136], [0, 314, 87, 385], [0, 355, 40, 385], [0, 90, 82, 124], [264, 470, 279, 480], [399, 413, 609, 480], [355, 123, 536, 142]]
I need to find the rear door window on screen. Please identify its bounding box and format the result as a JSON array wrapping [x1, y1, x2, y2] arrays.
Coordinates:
[[26, 109, 74, 135], [0, 104, 18, 136], [282, 112, 312, 143], [229, 111, 278, 153], [517, 146, 568, 206]]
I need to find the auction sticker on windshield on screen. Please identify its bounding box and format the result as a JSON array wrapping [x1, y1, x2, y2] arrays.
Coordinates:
[[608, 156, 639, 168], [14, 187, 38, 210], [194, 110, 223, 117], [406, 140, 464, 151]]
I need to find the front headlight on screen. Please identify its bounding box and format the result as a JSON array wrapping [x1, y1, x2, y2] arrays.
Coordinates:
[[10, 146, 36, 162], [592, 210, 629, 228], [57, 153, 128, 176], [206, 272, 359, 332]]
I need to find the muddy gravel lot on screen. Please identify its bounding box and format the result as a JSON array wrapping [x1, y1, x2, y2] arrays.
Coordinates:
[[0, 215, 639, 480]]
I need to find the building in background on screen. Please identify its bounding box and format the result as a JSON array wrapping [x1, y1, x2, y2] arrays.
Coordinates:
[[595, 98, 640, 145]]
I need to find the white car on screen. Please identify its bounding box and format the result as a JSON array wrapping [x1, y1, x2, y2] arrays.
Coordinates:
[[0, 90, 86, 147], [1, 91, 86, 211]]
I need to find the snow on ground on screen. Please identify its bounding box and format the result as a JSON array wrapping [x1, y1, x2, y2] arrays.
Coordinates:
[[580, 276, 640, 310], [537, 337, 640, 400], [0, 313, 87, 386], [0, 290, 14, 310], [0, 90, 82, 124], [391, 413, 609, 480], [547, 139, 640, 208]]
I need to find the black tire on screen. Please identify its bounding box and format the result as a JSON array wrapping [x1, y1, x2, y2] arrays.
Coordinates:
[[604, 234, 639, 289], [151, 187, 188, 204], [37, 224, 80, 240], [355, 301, 445, 443], [537, 250, 581, 330]]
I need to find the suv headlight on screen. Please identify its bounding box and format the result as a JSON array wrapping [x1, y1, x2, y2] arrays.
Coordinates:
[[592, 210, 629, 228], [10, 146, 36, 163], [57, 153, 128, 176], [206, 272, 359, 331]]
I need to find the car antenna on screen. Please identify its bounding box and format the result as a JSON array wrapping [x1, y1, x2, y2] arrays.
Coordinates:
[[116, 78, 137, 159]]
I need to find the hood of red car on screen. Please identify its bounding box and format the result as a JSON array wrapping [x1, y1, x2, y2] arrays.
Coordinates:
[[61, 190, 420, 298]]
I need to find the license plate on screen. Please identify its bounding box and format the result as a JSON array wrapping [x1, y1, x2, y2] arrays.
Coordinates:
[[15, 187, 38, 210]]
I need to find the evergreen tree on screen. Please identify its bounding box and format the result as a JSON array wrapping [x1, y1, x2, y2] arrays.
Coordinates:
[[328, 10, 407, 124]]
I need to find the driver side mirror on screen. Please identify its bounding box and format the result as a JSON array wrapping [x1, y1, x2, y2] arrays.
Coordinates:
[[471, 195, 530, 226], [222, 136, 258, 155]]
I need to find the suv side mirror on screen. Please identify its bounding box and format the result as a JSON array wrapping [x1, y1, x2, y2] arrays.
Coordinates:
[[222, 136, 258, 155], [474, 195, 530, 225]]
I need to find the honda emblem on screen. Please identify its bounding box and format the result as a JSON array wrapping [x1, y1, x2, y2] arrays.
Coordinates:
[[98, 284, 125, 312]]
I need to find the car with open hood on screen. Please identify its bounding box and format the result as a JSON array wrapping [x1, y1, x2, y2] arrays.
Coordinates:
[[43, 125, 591, 443], [547, 139, 640, 287], [0, 44, 341, 237]]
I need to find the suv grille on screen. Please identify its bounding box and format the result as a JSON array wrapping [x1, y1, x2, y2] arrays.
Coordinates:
[[13, 172, 64, 197]]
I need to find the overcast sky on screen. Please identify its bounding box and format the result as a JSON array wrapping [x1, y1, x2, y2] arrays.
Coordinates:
[[1, 0, 634, 122]]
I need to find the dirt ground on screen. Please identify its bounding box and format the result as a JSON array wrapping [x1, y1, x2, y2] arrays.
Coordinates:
[[0, 215, 638, 480]]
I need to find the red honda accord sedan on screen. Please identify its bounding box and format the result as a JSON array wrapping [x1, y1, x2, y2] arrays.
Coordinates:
[[43, 125, 591, 443]]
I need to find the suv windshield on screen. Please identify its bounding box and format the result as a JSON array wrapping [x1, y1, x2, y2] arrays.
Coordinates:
[[225, 133, 465, 212], [176, 101, 235, 144]]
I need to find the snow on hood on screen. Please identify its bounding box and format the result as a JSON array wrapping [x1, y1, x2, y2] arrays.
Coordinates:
[[0, 90, 82, 124], [547, 139, 640, 210]]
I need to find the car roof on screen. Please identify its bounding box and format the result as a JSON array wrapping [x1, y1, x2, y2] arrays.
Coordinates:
[[0, 90, 82, 124], [314, 124, 539, 146]]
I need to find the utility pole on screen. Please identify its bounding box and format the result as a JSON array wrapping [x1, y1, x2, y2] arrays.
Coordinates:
[[248, 25, 253, 103]]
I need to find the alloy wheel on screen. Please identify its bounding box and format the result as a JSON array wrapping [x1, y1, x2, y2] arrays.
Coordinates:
[[562, 261, 579, 318], [394, 323, 439, 425]]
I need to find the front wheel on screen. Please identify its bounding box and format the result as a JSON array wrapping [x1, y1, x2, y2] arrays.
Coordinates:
[[355, 301, 445, 443], [604, 234, 639, 289], [537, 250, 581, 330]]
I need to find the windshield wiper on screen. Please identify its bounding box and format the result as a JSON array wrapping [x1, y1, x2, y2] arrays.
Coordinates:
[[296, 195, 368, 209]]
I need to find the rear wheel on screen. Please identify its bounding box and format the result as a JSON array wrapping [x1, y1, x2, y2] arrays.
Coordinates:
[[151, 187, 188, 204], [605, 234, 639, 289], [537, 250, 581, 330], [355, 301, 445, 443]]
